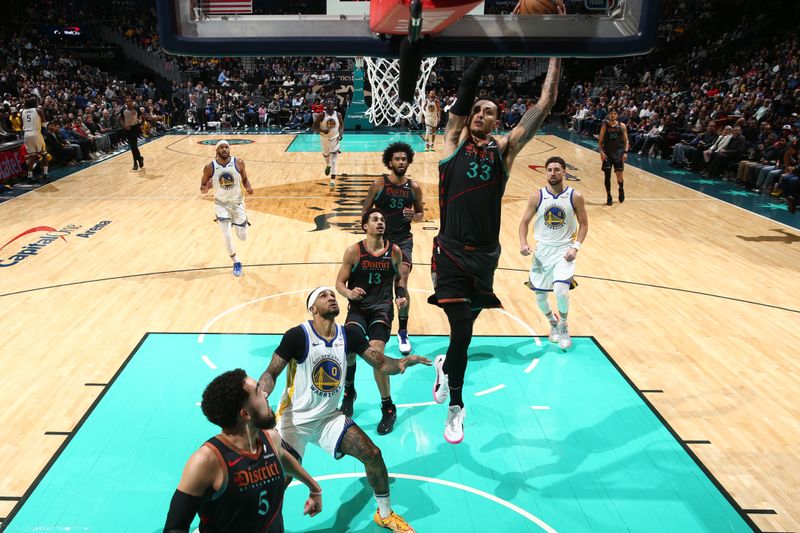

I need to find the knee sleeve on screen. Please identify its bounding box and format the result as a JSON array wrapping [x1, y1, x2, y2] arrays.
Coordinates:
[[330, 152, 338, 175], [554, 282, 570, 315], [535, 290, 552, 314], [234, 223, 247, 241], [218, 220, 235, 255]]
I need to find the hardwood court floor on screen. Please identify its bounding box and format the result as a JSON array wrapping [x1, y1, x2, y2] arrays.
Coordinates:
[[0, 132, 798, 531]]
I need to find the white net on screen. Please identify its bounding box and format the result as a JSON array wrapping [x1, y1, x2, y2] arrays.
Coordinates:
[[362, 56, 438, 127]]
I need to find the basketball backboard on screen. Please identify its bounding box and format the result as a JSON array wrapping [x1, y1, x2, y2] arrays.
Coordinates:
[[157, 0, 661, 59]]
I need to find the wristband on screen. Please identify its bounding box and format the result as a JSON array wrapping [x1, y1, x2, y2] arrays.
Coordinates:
[[310, 490, 322, 496], [395, 286, 407, 298], [570, 241, 581, 250]]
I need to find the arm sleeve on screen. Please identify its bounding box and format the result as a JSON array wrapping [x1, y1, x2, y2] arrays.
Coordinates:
[[344, 323, 370, 355], [274, 326, 306, 361], [163, 490, 202, 533], [450, 58, 492, 117]]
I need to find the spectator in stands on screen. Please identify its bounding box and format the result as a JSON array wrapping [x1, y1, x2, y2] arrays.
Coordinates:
[[671, 121, 718, 167], [45, 121, 80, 166]]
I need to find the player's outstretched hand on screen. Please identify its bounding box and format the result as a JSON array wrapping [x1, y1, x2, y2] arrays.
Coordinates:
[[304, 492, 322, 517], [399, 355, 432, 373]]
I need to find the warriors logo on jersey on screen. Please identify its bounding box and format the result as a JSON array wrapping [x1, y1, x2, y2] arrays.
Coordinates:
[[219, 172, 236, 190], [310, 356, 342, 397], [543, 206, 567, 229], [325, 118, 337, 130]]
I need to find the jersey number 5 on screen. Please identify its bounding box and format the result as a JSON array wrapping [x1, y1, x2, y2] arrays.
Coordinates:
[[258, 490, 270, 516]]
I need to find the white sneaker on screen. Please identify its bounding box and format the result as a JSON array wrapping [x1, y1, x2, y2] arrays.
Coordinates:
[[444, 405, 465, 444], [396, 330, 411, 355], [432, 355, 449, 404], [558, 322, 572, 350], [548, 320, 560, 343]]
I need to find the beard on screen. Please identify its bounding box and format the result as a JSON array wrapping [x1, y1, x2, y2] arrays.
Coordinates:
[[252, 409, 277, 430], [320, 307, 340, 320], [393, 165, 407, 177]]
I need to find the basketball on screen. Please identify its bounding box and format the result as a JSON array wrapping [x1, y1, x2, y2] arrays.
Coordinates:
[[517, 0, 560, 14]]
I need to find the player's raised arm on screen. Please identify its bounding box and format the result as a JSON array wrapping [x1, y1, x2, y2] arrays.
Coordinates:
[[502, 57, 561, 170], [441, 57, 492, 159]]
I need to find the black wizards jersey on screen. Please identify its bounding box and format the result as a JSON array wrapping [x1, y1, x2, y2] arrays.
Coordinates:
[[199, 431, 285, 533], [373, 175, 415, 240], [602, 122, 625, 156], [348, 240, 396, 311], [438, 137, 509, 246]]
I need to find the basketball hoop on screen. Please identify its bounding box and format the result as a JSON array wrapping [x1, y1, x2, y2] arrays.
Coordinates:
[[362, 56, 437, 127]]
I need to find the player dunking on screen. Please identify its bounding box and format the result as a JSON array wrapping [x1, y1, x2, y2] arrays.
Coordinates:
[[429, 56, 561, 444], [163, 369, 322, 533], [336, 209, 408, 435], [597, 108, 629, 205], [313, 101, 343, 189], [21, 98, 48, 182], [258, 287, 430, 533], [422, 90, 441, 151], [519, 156, 589, 350], [362, 142, 424, 355], [200, 140, 254, 277]]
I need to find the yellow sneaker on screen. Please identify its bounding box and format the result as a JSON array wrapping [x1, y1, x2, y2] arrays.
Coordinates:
[[373, 510, 416, 532]]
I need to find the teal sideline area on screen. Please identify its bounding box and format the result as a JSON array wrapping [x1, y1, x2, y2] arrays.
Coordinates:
[[2, 333, 753, 532], [544, 125, 800, 229]]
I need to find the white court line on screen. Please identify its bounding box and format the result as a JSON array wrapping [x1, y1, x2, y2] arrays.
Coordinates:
[[474, 384, 506, 396], [396, 401, 437, 408], [524, 358, 540, 374], [530, 405, 551, 410], [198, 287, 314, 344], [493, 308, 542, 347], [201, 355, 217, 369], [287, 472, 557, 532]]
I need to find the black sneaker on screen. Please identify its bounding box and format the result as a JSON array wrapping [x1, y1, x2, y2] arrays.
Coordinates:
[[619, 190, 625, 203], [132, 162, 139, 171], [138, 156, 144, 169], [606, 194, 613, 206], [340, 389, 357, 417], [377, 405, 397, 435]]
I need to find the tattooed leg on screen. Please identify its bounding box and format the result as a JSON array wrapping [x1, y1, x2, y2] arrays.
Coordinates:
[[339, 424, 389, 494]]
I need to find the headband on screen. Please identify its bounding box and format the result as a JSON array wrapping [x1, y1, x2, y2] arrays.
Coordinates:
[[307, 286, 334, 312]]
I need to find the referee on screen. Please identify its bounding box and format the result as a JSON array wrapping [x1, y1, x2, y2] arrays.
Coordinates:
[[121, 96, 144, 170]]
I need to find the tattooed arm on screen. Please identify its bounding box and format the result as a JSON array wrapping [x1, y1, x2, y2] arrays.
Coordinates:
[[501, 58, 561, 171], [358, 343, 430, 374]]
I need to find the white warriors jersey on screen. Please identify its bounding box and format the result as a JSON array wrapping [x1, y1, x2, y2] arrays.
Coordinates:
[[424, 99, 438, 117], [211, 157, 243, 205], [22, 108, 42, 134], [277, 322, 347, 424], [320, 111, 340, 139], [533, 186, 578, 246]]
